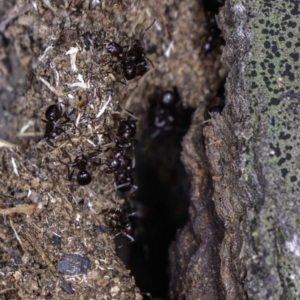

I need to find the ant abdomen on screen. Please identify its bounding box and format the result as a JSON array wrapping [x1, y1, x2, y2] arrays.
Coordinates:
[[45, 104, 62, 122], [77, 170, 92, 186]]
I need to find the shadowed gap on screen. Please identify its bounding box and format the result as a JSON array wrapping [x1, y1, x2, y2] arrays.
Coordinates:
[[116, 99, 194, 299]]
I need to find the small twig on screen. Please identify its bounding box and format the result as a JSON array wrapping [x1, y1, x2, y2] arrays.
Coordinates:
[[23, 228, 56, 275], [55, 187, 74, 212], [0, 139, 18, 148], [0, 204, 36, 215], [9, 217, 23, 249], [17, 132, 43, 137], [0, 288, 16, 295], [39, 76, 64, 96]]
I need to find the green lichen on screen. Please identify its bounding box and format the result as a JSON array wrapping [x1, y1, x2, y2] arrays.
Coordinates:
[[243, 0, 300, 298]]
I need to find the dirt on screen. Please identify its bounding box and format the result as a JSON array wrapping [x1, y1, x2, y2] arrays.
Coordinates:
[[0, 0, 225, 299]]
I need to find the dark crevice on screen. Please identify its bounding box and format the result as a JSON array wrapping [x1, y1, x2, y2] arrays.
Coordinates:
[[116, 91, 194, 299]]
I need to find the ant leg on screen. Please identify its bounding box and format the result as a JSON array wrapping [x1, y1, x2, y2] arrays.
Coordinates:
[[121, 70, 129, 86], [117, 78, 128, 86], [129, 139, 137, 168], [59, 150, 76, 166], [90, 160, 103, 167], [115, 232, 135, 248], [122, 232, 135, 243], [67, 0, 74, 10], [58, 126, 72, 142], [116, 183, 138, 198], [150, 129, 161, 139], [45, 138, 57, 148], [144, 56, 154, 68], [140, 292, 153, 299], [129, 184, 138, 196], [121, 289, 152, 299], [121, 109, 138, 120], [126, 212, 137, 218], [140, 18, 156, 40], [87, 152, 103, 166], [131, 153, 136, 169], [115, 182, 131, 191], [104, 179, 120, 194], [68, 167, 76, 181]]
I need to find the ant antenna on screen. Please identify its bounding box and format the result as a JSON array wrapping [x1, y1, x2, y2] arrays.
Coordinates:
[[121, 108, 138, 120], [144, 56, 154, 68], [140, 18, 156, 41]]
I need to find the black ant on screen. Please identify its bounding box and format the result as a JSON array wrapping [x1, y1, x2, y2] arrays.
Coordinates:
[[115, 172, 135, 193], [106, 41, 149, 84], [104, 206, 135, 244], [103, 112, 138, 194], [42, 104, 72, 142], [105, 113, 137, 155], [149, 89, 179, 138], [201, 0, 225, 54], [116, 115, 137, 141], [150, 88, 194, 138], [125, 39, 154, 76], [201, 17, 223, 54], [59, 152, 101, 186], [201, 12, 224, 54], [106, 150, 133, 175], [104, 170, 137, 195], [106, 41, 135, 84], [105, 20, 155, 84], [154, 90, 178, 129]]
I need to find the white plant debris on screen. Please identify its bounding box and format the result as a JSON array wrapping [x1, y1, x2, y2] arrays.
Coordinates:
[[66, 46, 79, 72], [0, 139, 17, 148], [96, 95, 112, 118], [39, 76, 64, 96], [38, 46, 53, 62], [11, 157, 19, 177], [66, 74, 90, 89], [19, 119, 35, 134], [164, 41, 174, 59]]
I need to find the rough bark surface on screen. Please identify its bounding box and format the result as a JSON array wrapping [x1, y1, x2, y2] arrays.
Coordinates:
[[169, 103, 225, 300], [204, 0, 300, 299]]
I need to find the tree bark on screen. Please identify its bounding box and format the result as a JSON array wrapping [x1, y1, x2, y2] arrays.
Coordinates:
[[170, 0, 300, 299]]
